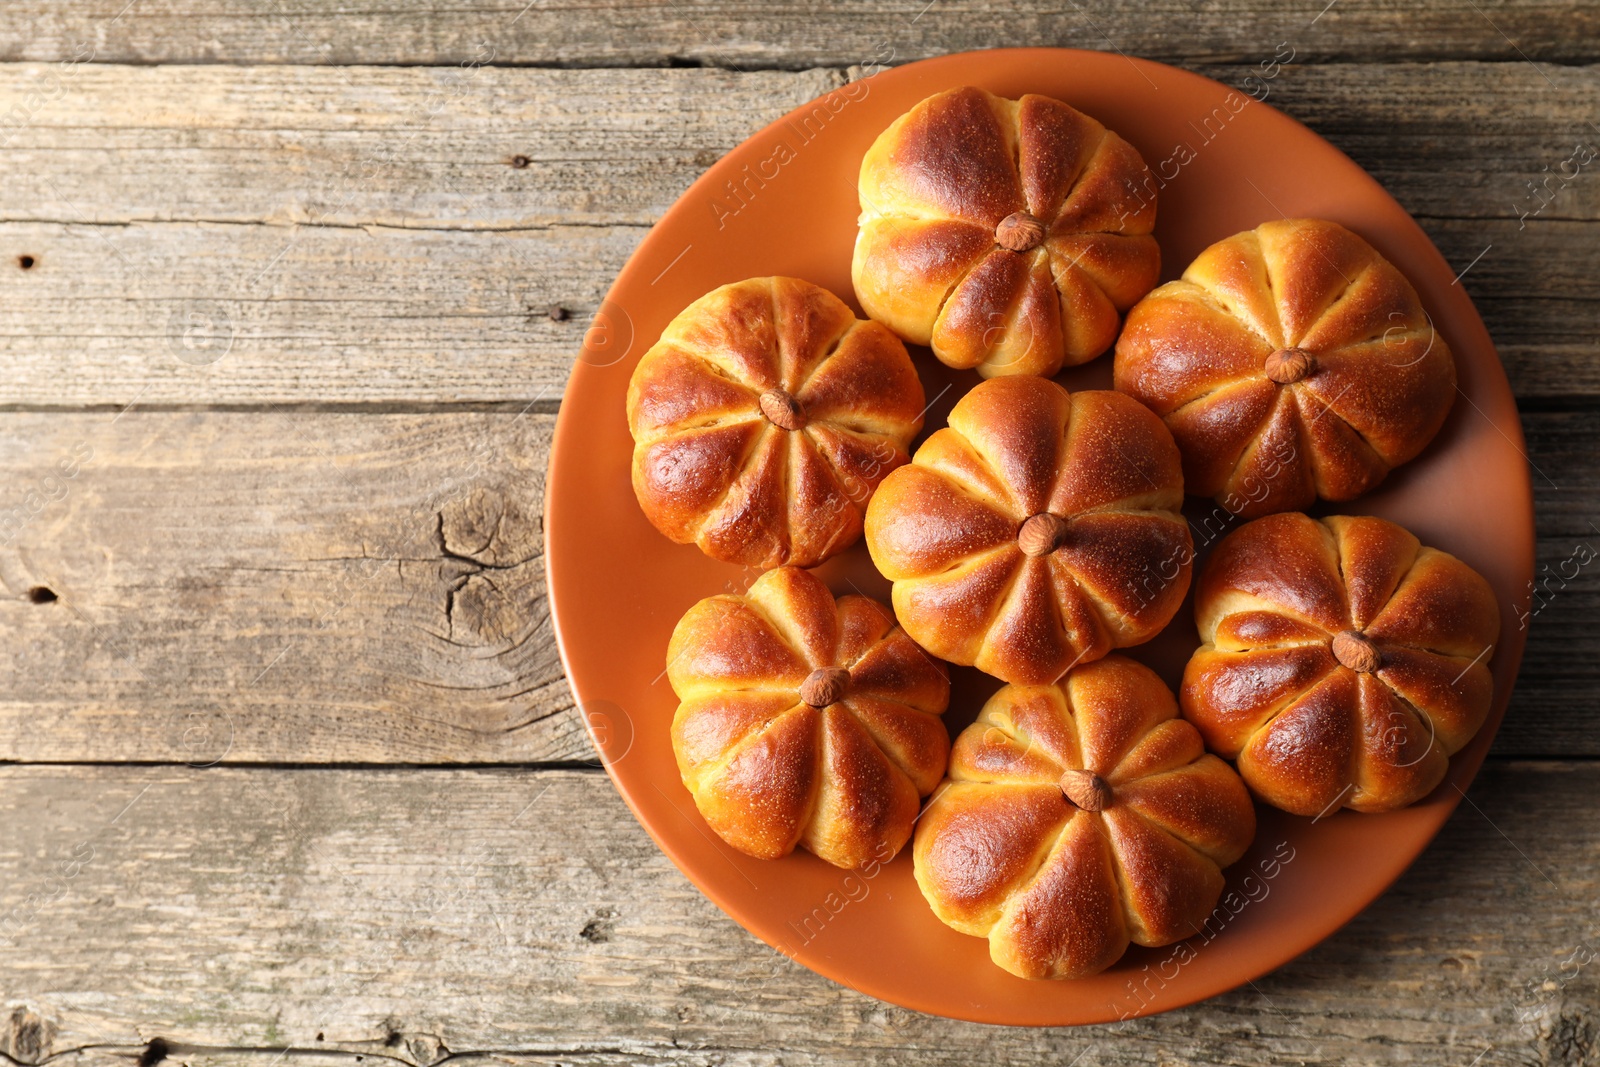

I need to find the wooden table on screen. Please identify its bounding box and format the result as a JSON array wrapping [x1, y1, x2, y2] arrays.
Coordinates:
[[0, 3, 1596, 1064]]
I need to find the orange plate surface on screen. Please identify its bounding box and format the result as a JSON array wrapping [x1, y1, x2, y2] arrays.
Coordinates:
[[545, 48, 1534, 1025]]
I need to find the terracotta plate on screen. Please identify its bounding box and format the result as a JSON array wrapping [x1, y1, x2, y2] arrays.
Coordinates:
[[546, 48, 1534, 1025]]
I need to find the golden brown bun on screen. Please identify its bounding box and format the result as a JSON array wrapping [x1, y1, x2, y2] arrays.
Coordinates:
[[914, 655, 1256, 979], [1182, 513, 1500, 816], [667, 566, 950, 869], [864, 376, 1192, 685], [853, 87, 1159, 378], [628, 277, 926, 568], [1114, 218, 1456, 518]]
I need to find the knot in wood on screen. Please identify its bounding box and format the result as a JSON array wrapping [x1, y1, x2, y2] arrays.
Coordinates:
[[1061, 769, 1112, 812], [1018, 512, 1071, 557], [6, 1004, 55, 1062], [1332, 630, 1382, 673], [1264, 347, 1315, 384], [995, 211, 1046, 253], [800, 666, 851, 708], [759, 388, 806, 431]]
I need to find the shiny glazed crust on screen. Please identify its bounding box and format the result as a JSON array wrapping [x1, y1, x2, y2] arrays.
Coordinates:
[[1182, 512, 1500, 815], [913, 655, 1256, 979], [627, 276, 926, 568], [667, 566, 951, 869], [853, 87, 1160, 377], [864, 375, 1192, 685], [1114, 218, 1456, 518]]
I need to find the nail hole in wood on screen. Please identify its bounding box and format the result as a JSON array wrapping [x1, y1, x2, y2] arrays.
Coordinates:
[[25, 586, 57, 604], [17, 255, 34, 270], [510, 155, 531, 169]]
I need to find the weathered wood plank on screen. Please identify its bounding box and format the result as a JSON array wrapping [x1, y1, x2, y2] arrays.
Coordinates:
[[1259, 64, 1600, 224], [0, 64, 1593, 230], [0, 216, 1590, 406], [0, 408, 1593, 763], [0, 411, 575, 765], [0, 63, 1593, 404], [0, 65, 848, 229], [0, 762, 1593, 1064], [1516, 408, 1600, 757], [2, 0, 1596, 67], [0, 219, 631, 407]]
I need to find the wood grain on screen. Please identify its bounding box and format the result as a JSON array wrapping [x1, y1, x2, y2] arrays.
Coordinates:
[[0, 63, 1593, 405], [0, 65, 849, 229], [3, 0, 1597, 67], [0, 410, 573, 765], [0, 409, 1592, 764], [0, 63, 1592, 229], [0, 215, 1589, 407], [0, 219, 632, 407], [0, 762, 1594, 1065]]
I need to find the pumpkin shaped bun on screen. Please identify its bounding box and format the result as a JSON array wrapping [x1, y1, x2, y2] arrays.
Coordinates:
[[853, 87, 1161, 377], [627, 276, 925, 569], [864, 375, 1192, 686], [914, 655, 1257, 979], [667, 566, 950, 870], [1182, 513, 1500, 816], [1114, 218, 1456, 518]]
